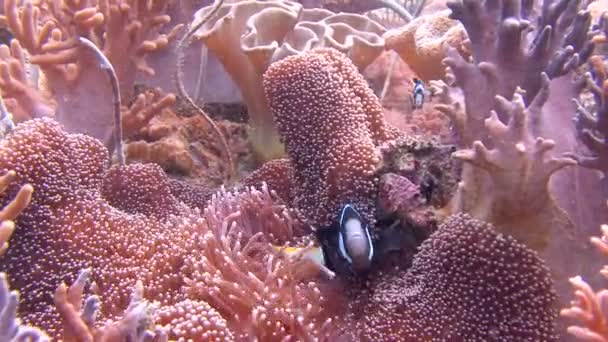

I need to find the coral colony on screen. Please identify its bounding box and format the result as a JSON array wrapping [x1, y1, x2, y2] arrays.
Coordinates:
[[4, 0, 608, 340]]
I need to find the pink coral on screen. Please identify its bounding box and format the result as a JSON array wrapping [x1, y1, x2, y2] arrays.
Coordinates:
[[101, 163, 184, 220], [0, 117, 332, 340], [263, 47, 395, 227], [346, 213, 558, 340]]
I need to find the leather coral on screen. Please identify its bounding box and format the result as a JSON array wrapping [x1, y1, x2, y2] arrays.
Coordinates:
[[190, 0, 386, 162]]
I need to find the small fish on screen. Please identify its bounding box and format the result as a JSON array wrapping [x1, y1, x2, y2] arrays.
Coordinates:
[[272, 244, 335, 279], [412, 78, 425, 109]]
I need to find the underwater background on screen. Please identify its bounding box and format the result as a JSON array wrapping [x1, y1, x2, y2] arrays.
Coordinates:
[[0, 0, 607, 340]]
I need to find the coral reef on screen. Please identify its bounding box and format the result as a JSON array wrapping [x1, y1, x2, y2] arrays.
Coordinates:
[[1, 0, 608, 340], [0, 118, 334, 340], [346, 213, 558, 341], [263, 47, 396, 227], [0, 0, 182, 145], [191, 0, 387, 162]]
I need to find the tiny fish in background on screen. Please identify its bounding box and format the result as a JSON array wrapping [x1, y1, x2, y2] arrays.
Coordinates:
[[411, 78, 425, 109]]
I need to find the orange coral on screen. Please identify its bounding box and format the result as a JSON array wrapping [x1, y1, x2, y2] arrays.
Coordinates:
[[0, 170, 32, 255], [385, 10, 470, 81], [0, 0, 180, 148], [562, 222, 608, 341]]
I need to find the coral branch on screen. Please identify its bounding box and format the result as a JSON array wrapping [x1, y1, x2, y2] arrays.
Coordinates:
[[0, 170, 32, 256], [561, 217, 608, 341], [55, 269, 159, 341], [571, 56, 608, 173], [0, 40, 53, 121], [450, 76, 576, 250], [438, 0, 594, 146], [0, 273, 50, 341]]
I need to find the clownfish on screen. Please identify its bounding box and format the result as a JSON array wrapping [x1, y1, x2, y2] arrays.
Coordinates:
[[412, 78, 425, 109], [315, 204, 375, 276], [336, 204, 374, 273], [273, 204, 375, 278]]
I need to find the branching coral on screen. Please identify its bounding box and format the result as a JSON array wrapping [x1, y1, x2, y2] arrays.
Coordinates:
[[345, 213, 558, 340], [571, 55, 608, 172], [0, 273, 50, 341], [561, 222, 608, 341], [450, 78, 576, 250], [0, 0, 180, 148], [263, 47, 397, 228], [55, 269, 161, 341], [191, 0, 387, 162], [0, 41, 54, 121], [124, 90, 243, 183], [436, 0, 594, 146], [0, 170, 32, 256]]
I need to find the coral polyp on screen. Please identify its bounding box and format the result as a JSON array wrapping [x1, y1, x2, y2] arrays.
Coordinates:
[[0, 0, 605, 340]]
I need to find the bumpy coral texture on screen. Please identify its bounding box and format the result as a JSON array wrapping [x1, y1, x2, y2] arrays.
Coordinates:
[[263, 47, 397, 227], [346, 213, 558, 341], [101, 163, 185, 220], [0, 118, 332, 340]]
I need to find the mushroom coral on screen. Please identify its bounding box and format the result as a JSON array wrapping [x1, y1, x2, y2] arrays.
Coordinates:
[[346, 213, 558, 340], [191, 0, 386, 163], [0, 118, 335, 340], [385, 10, 470, 82], [263, 47, 398, 228]]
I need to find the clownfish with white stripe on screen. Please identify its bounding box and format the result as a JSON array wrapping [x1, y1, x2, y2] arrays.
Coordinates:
[[316, 204, 375, 276], [273, 204, 375, 277]]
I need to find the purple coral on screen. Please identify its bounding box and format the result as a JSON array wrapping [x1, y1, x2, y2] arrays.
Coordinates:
[[438, 0, 594, 145]]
